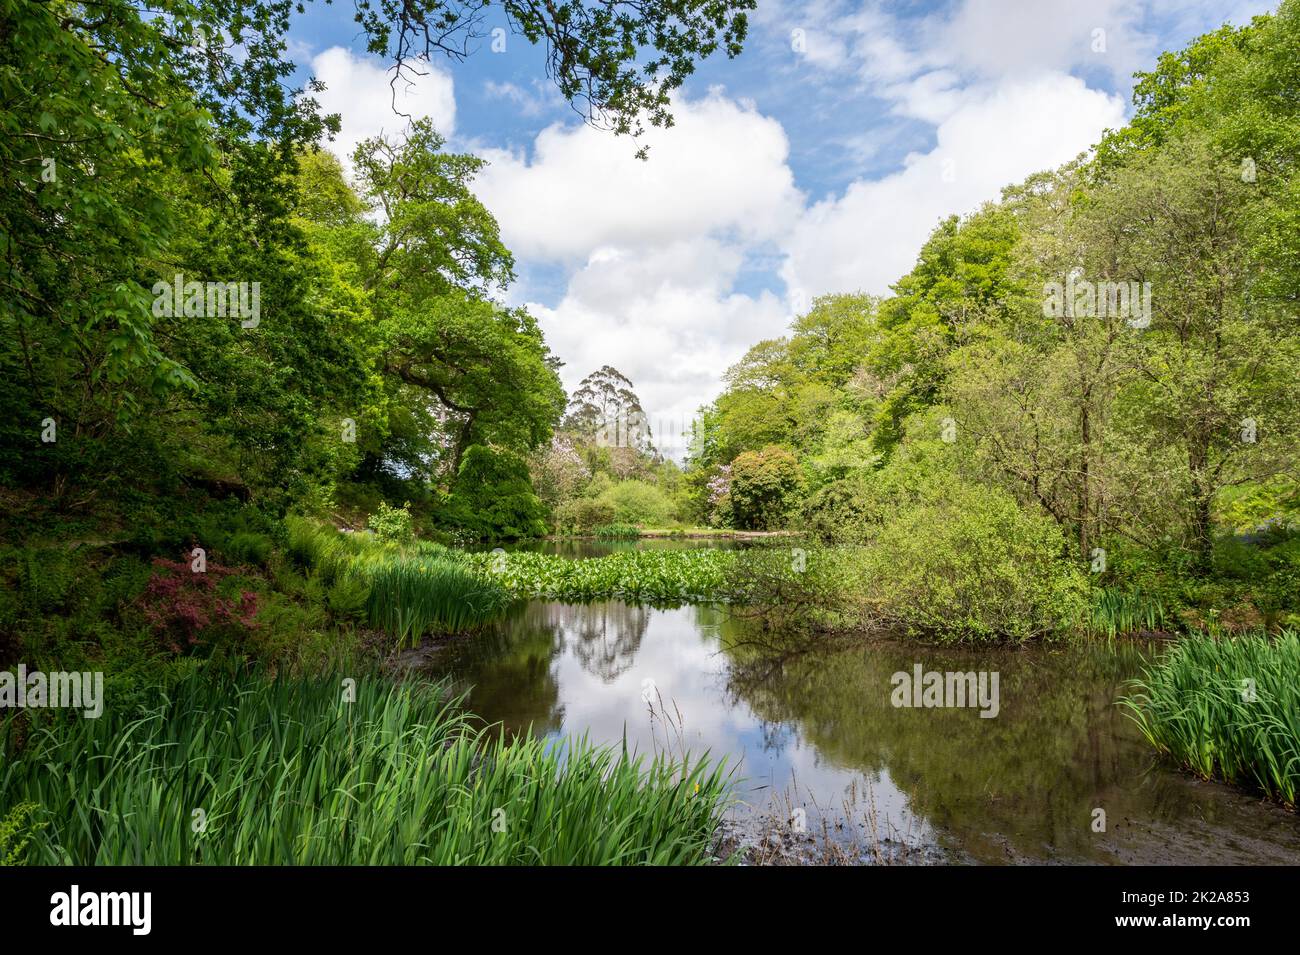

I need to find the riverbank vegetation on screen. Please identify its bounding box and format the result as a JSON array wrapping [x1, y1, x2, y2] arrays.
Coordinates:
[[286, 516, 510, 648], [468, 549, 738, 606], [0, 0, 753, 865], [1124, 631, 1300, 809], [0, 667, 731, 864]]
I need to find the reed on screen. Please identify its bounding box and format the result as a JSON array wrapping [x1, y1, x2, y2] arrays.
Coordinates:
[[286, 517, 510, 646], [1121, 630, 1300, 808], [363, 556, 511, 647], [0, 668, 732, 865], [593, 523, 642, 540], [1089, 586, 1171, 638]]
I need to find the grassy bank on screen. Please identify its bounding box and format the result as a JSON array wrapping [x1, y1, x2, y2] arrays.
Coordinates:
[[1122, 631, 1300, 808], [0, 667, 732, 865], [285, 517, 510, 647]]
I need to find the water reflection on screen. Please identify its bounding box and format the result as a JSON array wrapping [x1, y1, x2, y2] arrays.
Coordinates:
[[428, 600, 1300, 864]]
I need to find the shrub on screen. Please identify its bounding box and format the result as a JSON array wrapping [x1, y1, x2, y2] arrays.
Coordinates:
[[326, 575, 371, 619], [554, 498, 616, 534], [799, 473, 875, 543], [368, 501, 414, 545], [0, 802, 44, 865], [595, 479, 676, 526], [224, 531, 274, 567], [720, 546, 864, 633], [8, 547, 77, 616], [727, 446, 804, 530], [442, 446, 547, 539], [859, 481, 1087, 642], [138, 557, 259, 655]]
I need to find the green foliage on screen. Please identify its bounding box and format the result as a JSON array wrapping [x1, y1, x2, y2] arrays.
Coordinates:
[[1089, 587, 1172, 639], [719, 546, 863, 633], [799, 473, 876, 544], [868, 205, 1026, 456], [285, 517, 375, 585], [0, 667, 731, 864], [225, 532, 274, 568], [554, 498, 617, 535], [364, 558, 511, 648], [1123, 631, 1300, 808], [0, 801, 44, 865], [286, 517, 509, 646], [356, 1, 754, 155], [699, 295, 882, 475], [539, 367, 683, 534], [726, 446, 804, 530], [443, 446, 548, 540], [468, 550, 738, 605], [367, 501, 414, 546], [594, 479, 676, 526], [325, 575, 371, 620], [593, 523, 642, 540], [859, 481, 1088, 643]]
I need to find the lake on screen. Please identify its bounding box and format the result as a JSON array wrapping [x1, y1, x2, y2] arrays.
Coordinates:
[[429, 542, 1300, 864]]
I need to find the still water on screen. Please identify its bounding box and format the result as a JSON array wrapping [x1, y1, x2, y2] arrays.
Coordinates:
[[431, 545, 1300, 864]]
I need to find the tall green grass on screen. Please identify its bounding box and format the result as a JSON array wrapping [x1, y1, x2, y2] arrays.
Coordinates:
[[285, 516, 377, 585], [593, 523, 642, 540], [1089, 586, 1171, 638], [364, 558, 511, 646], [0, 668, 732, 865], [286, 517, 510, 647], [1122, 630, 1300, 808]]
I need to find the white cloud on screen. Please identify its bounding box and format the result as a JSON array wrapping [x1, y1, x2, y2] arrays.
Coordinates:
[[879, 69, 966, 123], [770, 0, 1153, 88], [780, 73, 1127, 298], [527, 239, 789, 450], [483, 79, 561, 118], [932, 0, 1155, 85], [472, 91, 803, 444], [475, 90, 804, 262], [479, 66, 1128, 440], [310, 47, 456, 172]]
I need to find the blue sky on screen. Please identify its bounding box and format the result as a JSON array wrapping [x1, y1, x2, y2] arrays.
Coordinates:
[[285, 0, 1275, 452]]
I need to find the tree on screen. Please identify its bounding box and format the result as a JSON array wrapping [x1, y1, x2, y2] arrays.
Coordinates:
[[712, 339, 795, 460], [442, 445, 548, 539], [726, 446, 804, 530], [868, 205, 1025, 456], [0, 0, 755, 512], [353, 0, 756, 156], [1096, 135, 1300, 569], [311, 124, 566, 482], [565, 366, 655, 459]]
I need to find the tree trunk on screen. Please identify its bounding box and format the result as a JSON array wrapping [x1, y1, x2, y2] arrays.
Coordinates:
[[1078, 403, 1091, 563]]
